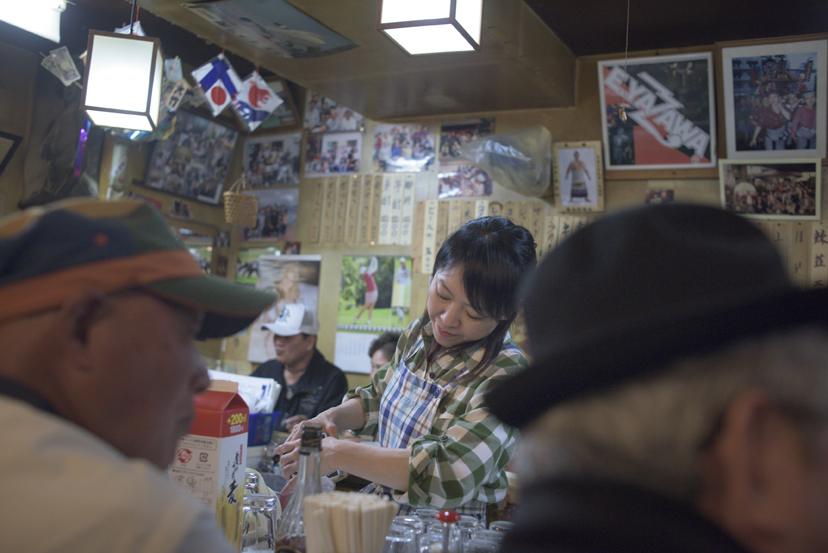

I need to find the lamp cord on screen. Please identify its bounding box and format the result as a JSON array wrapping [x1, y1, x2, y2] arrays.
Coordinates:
[[623, 0, 630, 72], [129, 0, 137, 34]]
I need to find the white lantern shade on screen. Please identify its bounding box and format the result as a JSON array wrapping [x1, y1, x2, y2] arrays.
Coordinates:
[[377, 0, 482, 55], [81, 30, 163, 132]]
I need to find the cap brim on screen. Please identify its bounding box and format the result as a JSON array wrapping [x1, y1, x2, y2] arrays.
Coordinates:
[[487, 287, 828, 428], [260, 322, 300, 337], [146, 275, 276, 339]]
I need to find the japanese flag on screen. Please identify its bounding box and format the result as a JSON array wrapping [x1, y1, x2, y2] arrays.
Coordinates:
[[232, 72, 284, 131], [191, 53, 242, 116]]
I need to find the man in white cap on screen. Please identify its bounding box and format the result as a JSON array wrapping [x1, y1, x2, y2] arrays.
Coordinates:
[[253, 303, 347, 433]]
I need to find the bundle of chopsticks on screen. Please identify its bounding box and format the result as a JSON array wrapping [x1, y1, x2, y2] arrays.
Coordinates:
[[304, 492, 398, 553]]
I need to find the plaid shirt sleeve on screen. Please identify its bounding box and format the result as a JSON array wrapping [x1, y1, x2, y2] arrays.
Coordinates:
[[398, 339, 526, 510]]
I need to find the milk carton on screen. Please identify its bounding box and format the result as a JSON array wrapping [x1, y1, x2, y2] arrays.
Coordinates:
[[170, 380, 248, 552]]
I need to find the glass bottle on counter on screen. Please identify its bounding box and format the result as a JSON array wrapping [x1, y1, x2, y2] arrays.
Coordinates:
[[274, 423, 323, 553]]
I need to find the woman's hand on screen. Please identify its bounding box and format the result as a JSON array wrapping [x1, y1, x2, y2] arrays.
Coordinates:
[[282, 412, 339, 445], [277, 435, 341, 478]]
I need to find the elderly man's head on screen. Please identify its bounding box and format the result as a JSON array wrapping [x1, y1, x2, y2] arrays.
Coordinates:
[[0, 199, 275, 468], [488, 203, 828, 553]]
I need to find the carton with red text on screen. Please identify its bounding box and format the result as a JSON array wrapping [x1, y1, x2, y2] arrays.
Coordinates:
[[170, 380, 248, 552]]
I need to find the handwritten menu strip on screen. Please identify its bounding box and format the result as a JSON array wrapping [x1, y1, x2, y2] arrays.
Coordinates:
[[460, 200, 475, 227], [790, 222, 809, 288], [811, 221, 828, 288], [333, 175, 348, 244], [434, 200, 449, 256], [422, 200, 438, 274], [412, 201, 426, 273], [448, 200, 462, 236], [345, 175, 361, 245], [502, 201, 517, 223], [378, 174, 394, 245], [474, 200, 489, 220], [320, 177, 336, 244], [358, 175, 373, 244], [388, 174, 404, 245], [769, 222, 791, 276], [528, 201, 544, 257], [370, 174, 383, 244], [307, 178, 324, 243], [400, 173, 416, 245]]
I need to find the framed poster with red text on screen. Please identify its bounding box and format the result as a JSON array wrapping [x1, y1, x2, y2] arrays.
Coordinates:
[[598, 52, 716, 170]]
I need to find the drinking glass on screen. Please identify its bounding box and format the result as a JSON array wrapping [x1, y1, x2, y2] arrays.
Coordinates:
[[381, 523, 417, 553], [390, 516, 425, 548], [463, 538, 500, 553], [414, 508, 442, 533], [241, 493, 279, 551], [488, 520, 514, 533], [418, 531, 459, 553]]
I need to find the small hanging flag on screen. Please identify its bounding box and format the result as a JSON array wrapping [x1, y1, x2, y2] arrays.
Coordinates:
[[232, 72, 284, 131], [191, 53, 242, 116]]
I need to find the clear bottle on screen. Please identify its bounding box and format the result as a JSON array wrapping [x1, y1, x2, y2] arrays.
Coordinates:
[[274, 424, 323, 553]]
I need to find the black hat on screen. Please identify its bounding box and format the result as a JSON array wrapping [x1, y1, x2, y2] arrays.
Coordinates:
[[487, 203, 828, 428]]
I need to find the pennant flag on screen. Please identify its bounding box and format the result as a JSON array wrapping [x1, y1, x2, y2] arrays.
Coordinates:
[[232, 72, 284, 131], [191, 53, 242, 116]]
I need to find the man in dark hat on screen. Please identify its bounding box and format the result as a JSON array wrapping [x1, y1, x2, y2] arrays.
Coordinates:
[[0, 198, 276, 553], [487, 203, 828, 553]]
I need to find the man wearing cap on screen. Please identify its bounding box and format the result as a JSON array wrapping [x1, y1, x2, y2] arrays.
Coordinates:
[[0, 198, 275, 552], [253, 303, 347, 433], [487, 203, 828, 553]]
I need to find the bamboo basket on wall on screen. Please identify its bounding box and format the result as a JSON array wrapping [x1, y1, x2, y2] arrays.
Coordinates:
[[222, 175, 259, 227]]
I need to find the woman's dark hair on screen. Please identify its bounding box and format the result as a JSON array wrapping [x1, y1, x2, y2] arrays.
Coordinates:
[[415, 216, 537, 379], [369, 331, 401, 361]]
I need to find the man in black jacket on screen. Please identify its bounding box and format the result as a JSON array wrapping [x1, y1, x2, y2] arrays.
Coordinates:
[[253, 303, 347, 433], [488, 203, 828, 553]]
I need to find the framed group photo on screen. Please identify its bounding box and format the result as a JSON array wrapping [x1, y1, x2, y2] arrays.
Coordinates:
[[719, 158, 821, 220], [598, 52, 716, 170], [143, 110, 238, 205], [719, 36, 827, 159], [242, 133, 302, 188], [552, 141, 604, 213]]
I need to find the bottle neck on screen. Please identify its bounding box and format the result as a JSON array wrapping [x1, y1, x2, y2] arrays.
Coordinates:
[[295, 448, 322, 496]]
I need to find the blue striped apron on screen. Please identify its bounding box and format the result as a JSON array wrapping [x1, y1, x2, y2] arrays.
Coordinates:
[[361, 351, 487, 521]]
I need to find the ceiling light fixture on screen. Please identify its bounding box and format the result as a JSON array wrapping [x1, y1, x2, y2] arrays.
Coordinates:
[[0, 0, 67, 43], [377, 0, 482, 55], [80, 30, 163, 131]]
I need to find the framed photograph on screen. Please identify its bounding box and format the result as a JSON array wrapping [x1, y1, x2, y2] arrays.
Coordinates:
[[0, 130, 21, 178], [598, 52, 716, 170], [304, 91, 364, 133], [304, 131, 362, 177], [143, 110, 238, 205], [253, 77, 301, 133], [438, 160, 493, 198], [719, 158, 821, 220], [240, 186, 300, 241], [719, 37, 827, 159], [439, 117, 495, 160], [553, 141, 604, 213], [372, 123, 436, 173], [242, 132, 302, 188]]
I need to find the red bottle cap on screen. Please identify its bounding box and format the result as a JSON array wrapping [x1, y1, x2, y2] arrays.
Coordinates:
[[436, 510, 461, 523]]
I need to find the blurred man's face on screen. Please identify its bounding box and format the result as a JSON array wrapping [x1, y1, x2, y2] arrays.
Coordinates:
[[83, 292, 210, 468], [370, 349, 392, 379], [272, 333, 314, 368]]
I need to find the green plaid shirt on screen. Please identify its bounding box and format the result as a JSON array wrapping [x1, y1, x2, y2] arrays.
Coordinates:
[[346, 318, 526, 511]]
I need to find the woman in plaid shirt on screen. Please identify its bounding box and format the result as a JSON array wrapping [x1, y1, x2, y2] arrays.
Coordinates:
[[277, 216, 537, 521]]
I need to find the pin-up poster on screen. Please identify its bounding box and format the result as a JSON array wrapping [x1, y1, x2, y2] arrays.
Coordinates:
[[334, 255, 412, 374], [598, 52, 716, 170], [247, 255, 321, 363]]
